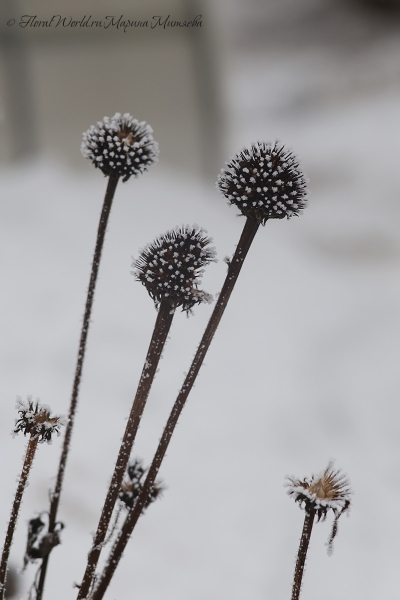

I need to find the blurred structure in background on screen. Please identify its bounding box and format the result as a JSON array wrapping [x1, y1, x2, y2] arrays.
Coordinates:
[[0, 0, 224, 181]]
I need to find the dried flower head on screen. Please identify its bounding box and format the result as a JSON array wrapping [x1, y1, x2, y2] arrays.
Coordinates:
[[286, 462, 352, 521], [14, 397, 67, 444], [286, 462, 352, 554], [119, 459, 164, 510], [133, 225, 216, 312], [81, 113, 159, 182], [217, 142, 308, 223]]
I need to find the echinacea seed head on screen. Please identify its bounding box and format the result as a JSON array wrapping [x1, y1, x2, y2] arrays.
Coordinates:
[[14, 397, 67, 444], [217, 141, 308, 224], [285, 461, 352, 522], [133, 225, 216, 313], [81, 113, 159, 182]]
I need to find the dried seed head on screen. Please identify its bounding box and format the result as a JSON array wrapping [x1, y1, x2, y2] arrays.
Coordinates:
[[286, 462, 352, 555], [119, 459, 164, 510], [133, 225, 216, 313], [14, 397, 67, 444], [285, 462, 352, 521], [217, 142, 308, 224], [81, 113, 159, 182]]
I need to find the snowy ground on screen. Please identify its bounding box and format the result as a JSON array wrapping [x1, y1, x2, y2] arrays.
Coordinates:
[[1, 3, 400, 600]]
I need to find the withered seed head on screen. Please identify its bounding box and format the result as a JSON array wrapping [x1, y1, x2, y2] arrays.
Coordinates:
[[81, 113, 159, 182], [285, 461, 352, 522], [286, 462, 352, 554], [133, 225, 216, 313], [14, 397, 67, 444], [119, 459, 164, 510], [217, 141, 308, 224]]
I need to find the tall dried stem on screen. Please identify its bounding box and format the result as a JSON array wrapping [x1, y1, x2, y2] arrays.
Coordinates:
[[0, 436, 39, 599], [291, 508, 315, 600], [92, 216, 260, 599], [77, 301, 174, 599], [36, 174, 119, 600]]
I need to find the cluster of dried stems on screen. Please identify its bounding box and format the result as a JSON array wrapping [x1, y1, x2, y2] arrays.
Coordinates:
[[0, 113, 351, 600]]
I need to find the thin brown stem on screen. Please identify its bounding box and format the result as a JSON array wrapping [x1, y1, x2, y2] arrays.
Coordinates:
[[92, 216, 260, 600], [0, 436, 39, 599], [35, 174, 119, 600], [77, 301, 174, 599], [292, 508, 315, 600]]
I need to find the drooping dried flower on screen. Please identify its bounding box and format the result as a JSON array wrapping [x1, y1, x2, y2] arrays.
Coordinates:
[[119, 459, 164, 510], [23, 515, 64, 568], [286, 461, 352, 521], [286, 461, 352, 555], [133, 225, 216, 312], [14, 397, 67, 444], [81, 113, 159, 182], [217, 142, 308, 223]]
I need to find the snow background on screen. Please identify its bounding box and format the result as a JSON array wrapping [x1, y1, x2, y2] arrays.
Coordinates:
[[1, 1, 400, 598]]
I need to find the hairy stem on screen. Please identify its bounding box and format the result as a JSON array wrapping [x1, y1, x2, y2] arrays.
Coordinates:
[[0, 436, 39, 599], [92, 216, 260, 599], [292, 508, 315, 600], [77, 301, 174, 599], [36, 174, 119, 600]]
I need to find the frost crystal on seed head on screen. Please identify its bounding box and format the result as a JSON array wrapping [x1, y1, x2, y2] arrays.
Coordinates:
[[217, 141, 308, 223], [133, 225, 216, 313], [14, 397, 67, 443], [81, 113, 159, 182]]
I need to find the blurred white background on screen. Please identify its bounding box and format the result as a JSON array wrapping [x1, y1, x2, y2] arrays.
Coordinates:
[[1, 0, 400, 598]]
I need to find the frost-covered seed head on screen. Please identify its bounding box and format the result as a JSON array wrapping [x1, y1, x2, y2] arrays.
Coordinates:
[[14, 397, 67, 444], [81, 113, 159, 182], [134, 225, 216, 312], [285, 462, 352, 522], [217, 142, 308, 223]]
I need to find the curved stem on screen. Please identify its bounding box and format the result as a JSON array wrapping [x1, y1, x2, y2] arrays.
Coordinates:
[[292, 508, 315, 600], [36, 174, 119, 600], [93, 216, 260, 599], [77, 301, 174, 599], [0, 436, 39, 599]]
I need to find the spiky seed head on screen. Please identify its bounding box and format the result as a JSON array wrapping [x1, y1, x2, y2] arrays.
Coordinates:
[[133, 225, 216, 313], [285, 462, 352, 521], [14, 397, 67, 444], [81, 113, 159, 182], [217, 141, 308, 224]]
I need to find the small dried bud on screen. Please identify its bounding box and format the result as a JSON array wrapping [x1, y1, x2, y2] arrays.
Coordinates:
[[81, 113, 159, 182], [133, 225, 216, 312], [119, 459, 164, 510], [217, 142, 308, 224], [286, 462, 352, 554], [14, 397, 67, 444], [24, 515, 63, 567]]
